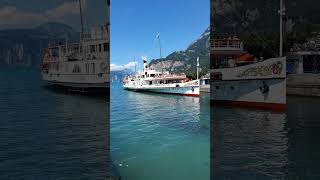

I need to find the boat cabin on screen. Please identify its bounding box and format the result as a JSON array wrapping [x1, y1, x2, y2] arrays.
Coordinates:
[[210, 36, 256, 69]]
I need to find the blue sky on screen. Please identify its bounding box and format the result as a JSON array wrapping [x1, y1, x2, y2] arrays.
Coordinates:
[[110, 0, 209, 71], [0, 0, 106, 30]]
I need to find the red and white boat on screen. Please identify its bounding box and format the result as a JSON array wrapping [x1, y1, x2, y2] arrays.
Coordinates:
[[123, 59, 200, 97], [210, 38, 286, 110], [210, 0, 287, 111]]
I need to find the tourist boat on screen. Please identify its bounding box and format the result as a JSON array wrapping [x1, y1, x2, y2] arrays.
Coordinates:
[[123, 59, 200, 97], [210, 0, 286, 110], [40, 1, 109, 92]]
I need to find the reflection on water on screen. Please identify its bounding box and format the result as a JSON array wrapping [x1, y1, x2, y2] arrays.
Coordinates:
[[0, 67, 111, 179], [212, 96, 320, 179], [111, 83, 209, 180]]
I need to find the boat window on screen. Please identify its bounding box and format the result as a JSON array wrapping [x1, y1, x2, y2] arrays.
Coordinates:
[[86, 63, 89, 74], [91, 63, 95, 74], [103, 43, 109, 52], [73, 65, 81, 73], [65, 64, 68, 72], [150, 74, 155, 77], [149, 81, 152, 85], [90, 45, 96, 53]]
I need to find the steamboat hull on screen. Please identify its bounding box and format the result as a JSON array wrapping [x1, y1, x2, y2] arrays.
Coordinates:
[[211, 57, 287, 111], [124, 85, 200, 97], [42, 73, 109, 93], [211, 78, 286, 111]]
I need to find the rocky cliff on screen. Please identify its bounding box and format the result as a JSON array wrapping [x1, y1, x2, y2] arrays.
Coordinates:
[[0, 22, 79, 67]]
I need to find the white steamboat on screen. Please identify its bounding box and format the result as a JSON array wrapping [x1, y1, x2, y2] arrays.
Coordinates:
[[210, 0, 287, 111], [40, 1, 109, 92], [123, 59, 200, 97], [210, 37, 286, 110]]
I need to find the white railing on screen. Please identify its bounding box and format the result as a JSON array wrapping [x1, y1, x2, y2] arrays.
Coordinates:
[[211, 39, 243, 49]]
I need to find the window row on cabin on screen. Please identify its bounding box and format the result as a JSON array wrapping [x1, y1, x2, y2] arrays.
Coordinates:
[[90, 43, 109, 53], [48, 63, 59, 71], [73, 63, 96, 74], [48, 63, 98, 74]]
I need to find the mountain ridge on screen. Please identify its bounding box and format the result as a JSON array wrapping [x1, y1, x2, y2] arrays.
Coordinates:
[[149, 27, 210, 79], [212, 0, 320, 58], [0, 22, 80, 67]]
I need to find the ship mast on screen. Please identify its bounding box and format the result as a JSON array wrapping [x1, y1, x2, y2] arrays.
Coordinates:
[[134, 53, 136, 73], [157, 33, 164, 74], [157, 33, 162, 60], [79, 0, 84, 34], [279, 0, 285, 57]]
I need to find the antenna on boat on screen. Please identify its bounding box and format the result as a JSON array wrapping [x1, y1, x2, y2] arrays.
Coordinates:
[[79, 0, 84, 34], [279, 0, 285, 57]]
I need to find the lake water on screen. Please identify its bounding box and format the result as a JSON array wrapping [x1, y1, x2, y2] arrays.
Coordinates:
[[0, 66, 111, 179], [2, 66, 318, 180], [110, 82, 210, 180], [212, 96, 320, 180]]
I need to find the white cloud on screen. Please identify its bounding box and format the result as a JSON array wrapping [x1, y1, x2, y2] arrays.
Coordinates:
[[110, 61, 138, 71], [0, 0, 87, 29]]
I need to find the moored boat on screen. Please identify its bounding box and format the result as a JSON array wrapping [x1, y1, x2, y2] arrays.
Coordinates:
[[210, 40, 286, 110], [123, 59, 200, 97], [210, 0, 287, 111], [40, 0, 109, 92]]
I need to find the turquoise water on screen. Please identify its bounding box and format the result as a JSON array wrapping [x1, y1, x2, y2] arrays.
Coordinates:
[[110, 82, 210, 180]]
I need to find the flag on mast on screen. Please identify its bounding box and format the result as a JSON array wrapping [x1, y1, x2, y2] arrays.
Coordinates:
[[156, 32, 160, 39]]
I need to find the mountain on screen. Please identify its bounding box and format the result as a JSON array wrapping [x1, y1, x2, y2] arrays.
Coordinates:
[[212, 0, 320, 58], [0, 22, 79, 67], [110, 69, 133, 83], [149, 27, 210, 79], [213, 0, 320, 33]]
